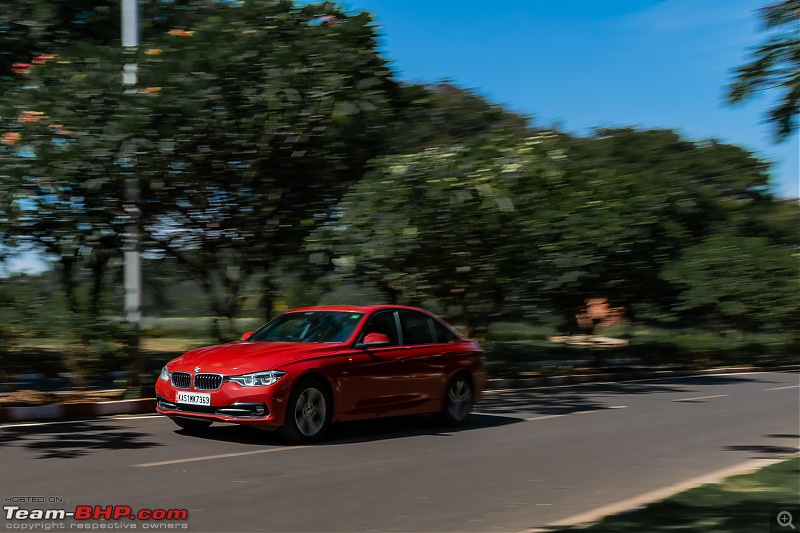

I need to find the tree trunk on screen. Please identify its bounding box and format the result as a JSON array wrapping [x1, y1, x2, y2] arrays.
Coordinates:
[[60, 256, 78, 314], [90, 251, 107, 317]]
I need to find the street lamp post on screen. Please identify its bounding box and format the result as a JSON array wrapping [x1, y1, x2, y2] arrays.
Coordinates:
[[122, 0, 142, 386]]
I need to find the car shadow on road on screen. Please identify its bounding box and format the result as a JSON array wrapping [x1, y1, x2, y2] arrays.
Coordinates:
[[173, 411, 524, 446], [322, 412, 521, 445], [173, 424, 282, 445], [0, 421, 164, 459]]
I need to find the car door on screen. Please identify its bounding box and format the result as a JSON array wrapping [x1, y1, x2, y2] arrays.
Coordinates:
[[341, 310, 417, 417], [395, 310, 452, 406]]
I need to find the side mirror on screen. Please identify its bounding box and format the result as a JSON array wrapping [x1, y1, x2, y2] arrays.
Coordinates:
[[240, 331, 254, 342], [360, 332, 390, 347]]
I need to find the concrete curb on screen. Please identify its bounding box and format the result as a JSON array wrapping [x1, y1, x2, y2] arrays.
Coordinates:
[[0, 398, 156, 423], [0, 365, 796, 424]]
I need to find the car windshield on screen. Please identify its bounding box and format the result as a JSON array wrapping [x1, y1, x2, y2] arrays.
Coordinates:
[[248, 311, 363, 343]]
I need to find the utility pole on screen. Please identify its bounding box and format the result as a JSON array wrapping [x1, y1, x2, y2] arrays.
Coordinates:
[[122, 0, 142, 387]]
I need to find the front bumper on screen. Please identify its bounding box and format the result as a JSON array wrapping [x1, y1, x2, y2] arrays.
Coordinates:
[[155, 379, 290, 427]]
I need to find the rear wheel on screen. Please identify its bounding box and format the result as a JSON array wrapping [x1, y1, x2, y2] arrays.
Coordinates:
[[278, 379, 332, 443], [171, 417, 212, 432], [438, 374, 473, 426]]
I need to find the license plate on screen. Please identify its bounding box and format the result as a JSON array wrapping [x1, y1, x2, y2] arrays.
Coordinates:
[[177, 392, 211, 406]]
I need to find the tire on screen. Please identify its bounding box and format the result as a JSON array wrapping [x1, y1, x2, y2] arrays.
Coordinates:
[[438, 373, 473, 426], [171, 417, 212, 432], [278, 378, 332, 443]]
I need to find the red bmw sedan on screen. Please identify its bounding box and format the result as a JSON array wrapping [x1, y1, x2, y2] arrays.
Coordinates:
[[155, 305, 486, 442]]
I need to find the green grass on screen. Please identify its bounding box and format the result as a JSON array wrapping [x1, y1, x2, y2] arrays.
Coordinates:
[[566, 455, 800, 532]]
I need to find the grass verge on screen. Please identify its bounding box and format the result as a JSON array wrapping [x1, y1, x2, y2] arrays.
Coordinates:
[[564, 454, 800, 532]]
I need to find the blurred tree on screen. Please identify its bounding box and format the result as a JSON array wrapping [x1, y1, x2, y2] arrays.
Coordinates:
[[0, 0, 214, 81], [308, 133, 571, 335], [137, 1, 399, 330], [311, 127, 793, 334], [565, 127, 784, 321], [384, 82, 534, 153], [0, 270, 62, 377], [0, 273, 13, 375], [0, 0, 224, 321], [0, 1, 399, 340], [736, 197, 800, 247], [726, 0, 800, 142], [662, 232, 799, 330]]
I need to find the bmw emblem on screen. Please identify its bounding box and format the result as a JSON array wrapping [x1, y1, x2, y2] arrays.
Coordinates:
[[194, 366, 201, 373]]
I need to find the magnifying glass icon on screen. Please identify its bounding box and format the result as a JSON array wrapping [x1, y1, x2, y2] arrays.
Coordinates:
[[778, 511, 795, 530]]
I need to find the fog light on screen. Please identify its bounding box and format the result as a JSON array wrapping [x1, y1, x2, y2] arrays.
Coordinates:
[[255, 405, 265, 416]]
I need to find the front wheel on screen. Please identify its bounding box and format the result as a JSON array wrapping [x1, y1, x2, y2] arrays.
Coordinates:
[[171, 417, 212, 432], [278, 379, 332, 443], [438, 374, 473, 426]]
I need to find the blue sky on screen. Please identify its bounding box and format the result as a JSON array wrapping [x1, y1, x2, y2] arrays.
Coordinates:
[[345, 0, 799, 198]]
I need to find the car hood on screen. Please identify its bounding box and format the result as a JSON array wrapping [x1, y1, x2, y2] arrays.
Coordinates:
[[168, 341, 348, 375]]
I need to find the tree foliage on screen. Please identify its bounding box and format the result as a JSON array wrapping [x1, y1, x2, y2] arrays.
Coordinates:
[[309, 133, 568, 333], [662, 233, 799, 330], [0, 0, 399, 332], [312, 128, 797, 333], [384, 82, 534, 154], [726, 0, 800, 142], [0, 0, 215, 81]]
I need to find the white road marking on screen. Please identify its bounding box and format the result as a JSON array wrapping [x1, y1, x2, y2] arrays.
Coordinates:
[[0, 420, 80, 429], [477, 405, 627, 422], [0, 420, 87, 429], [133, 446, 309, 467], [673, 394, 729, 402], [0, 414, 163, 429], [524, 414, 567, 422], [765, 385, 800, 391], [576, 407, 627, 414]]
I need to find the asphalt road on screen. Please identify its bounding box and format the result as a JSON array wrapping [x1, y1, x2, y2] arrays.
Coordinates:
[[2, 371, 798, 533]]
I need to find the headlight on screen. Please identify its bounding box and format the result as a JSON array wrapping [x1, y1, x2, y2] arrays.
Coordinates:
[[227, 371, 286, 387], [159, 366, 171, 382]]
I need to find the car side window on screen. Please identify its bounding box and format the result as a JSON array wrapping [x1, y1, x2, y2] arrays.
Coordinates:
[[359, 311, 400, 346], [398, 311, 435, 345], [432, 319, 455, 344]]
